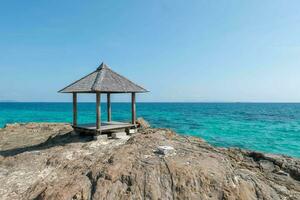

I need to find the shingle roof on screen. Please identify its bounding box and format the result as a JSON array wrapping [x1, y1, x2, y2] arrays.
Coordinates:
[[59, 63, 148, 93]]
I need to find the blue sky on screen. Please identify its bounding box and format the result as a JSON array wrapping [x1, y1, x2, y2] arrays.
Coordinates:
[[0, 0, 300, 102]]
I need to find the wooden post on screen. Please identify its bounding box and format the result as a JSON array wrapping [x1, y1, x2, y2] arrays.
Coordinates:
[[131, 92, 136, 125], [73, 93, 77, 126], [96, 93, 101, 131], [107, 93, 111, 122]]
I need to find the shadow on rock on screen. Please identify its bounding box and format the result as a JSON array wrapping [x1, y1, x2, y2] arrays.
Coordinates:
[[0, 131, 93, 157]]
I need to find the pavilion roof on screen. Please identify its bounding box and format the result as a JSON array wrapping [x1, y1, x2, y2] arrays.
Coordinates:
[[59, 63, 148, 93]]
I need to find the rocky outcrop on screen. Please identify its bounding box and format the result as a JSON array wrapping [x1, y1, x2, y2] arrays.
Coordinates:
[[136, 118, 151, 129], [0, 122, 299, 200]]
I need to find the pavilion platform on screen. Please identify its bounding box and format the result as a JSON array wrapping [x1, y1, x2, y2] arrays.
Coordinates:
[[73, 121, 136, 135]]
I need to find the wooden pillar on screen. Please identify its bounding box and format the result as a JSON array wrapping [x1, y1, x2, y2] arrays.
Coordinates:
[[72, 93, 77, 126], [107, 93, 111, 122], [96, 93, 101, 130], [131, 92, 136, 125]]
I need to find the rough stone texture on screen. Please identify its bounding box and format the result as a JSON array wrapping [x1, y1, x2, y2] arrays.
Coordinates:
[[136, 117, 151, 129], [0, 123, 299, 200]]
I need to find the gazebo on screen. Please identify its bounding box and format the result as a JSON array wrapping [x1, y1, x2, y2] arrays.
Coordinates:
[[59, 62, 148, 135]]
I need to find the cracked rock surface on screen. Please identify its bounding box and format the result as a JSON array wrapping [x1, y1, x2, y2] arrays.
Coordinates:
[[0, 123, 299, 200]]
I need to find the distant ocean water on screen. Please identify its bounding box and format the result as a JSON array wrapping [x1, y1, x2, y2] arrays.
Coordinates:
[[0, 102, 300, 158]]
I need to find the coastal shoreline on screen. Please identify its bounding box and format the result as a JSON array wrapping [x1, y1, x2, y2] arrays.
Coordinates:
[[0, 122, 299, 199]]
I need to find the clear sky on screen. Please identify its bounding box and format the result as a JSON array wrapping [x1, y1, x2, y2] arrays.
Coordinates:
[[0, 0, 300, 102]]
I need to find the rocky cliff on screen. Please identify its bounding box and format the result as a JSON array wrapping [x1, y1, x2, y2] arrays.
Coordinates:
[[0, 122, 299, 200]]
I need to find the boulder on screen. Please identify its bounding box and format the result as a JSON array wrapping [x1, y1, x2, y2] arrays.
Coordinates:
[[136, 117, 150, 129]]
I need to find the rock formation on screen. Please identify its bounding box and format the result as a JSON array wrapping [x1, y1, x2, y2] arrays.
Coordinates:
[[0, 122, 299, 200]]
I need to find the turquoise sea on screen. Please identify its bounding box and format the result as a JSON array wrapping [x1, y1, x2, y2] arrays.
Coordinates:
[[0, 103, 300, 158]]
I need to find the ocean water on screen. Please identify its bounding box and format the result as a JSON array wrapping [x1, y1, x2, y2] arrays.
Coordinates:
[[0, 102, 300, 158]]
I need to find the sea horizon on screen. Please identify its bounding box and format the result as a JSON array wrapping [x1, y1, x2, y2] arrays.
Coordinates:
[[1, 101, 300, 104]]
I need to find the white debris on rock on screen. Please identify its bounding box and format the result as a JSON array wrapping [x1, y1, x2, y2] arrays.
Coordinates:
[[157, 146, 176, 156]]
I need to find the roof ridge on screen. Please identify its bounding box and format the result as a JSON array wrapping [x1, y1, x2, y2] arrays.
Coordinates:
[[97, 62, 109, 71], [105, 67, 148, 92], [91, 68, 106, 91]]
